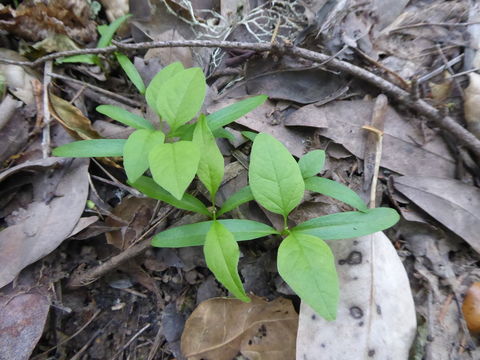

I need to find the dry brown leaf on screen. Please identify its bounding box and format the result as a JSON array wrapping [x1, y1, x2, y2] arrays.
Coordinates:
[[49, 92, 101, 140], [0, 292, 50, 360], [105, 196, 157, 250], [0, 0, 97, 44], [464, 73, 480, 139], [0, 158, 89, 288], [394, 176, 480, 253], [181, 296, 298, 360], [463, 282, 480, 333], [287, 101, 455, 177]]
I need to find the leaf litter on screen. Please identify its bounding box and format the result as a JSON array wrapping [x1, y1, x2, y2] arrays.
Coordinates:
[[1, 0, 480, 359]]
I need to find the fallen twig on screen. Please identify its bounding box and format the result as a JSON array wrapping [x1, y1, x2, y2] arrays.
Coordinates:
[[3, 40, 478, 155]]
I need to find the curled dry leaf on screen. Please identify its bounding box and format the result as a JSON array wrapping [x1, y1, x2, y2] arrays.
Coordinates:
[[181, 296, 298, 360], [462, 282, 480, 333], [0, 0, 97, 44], [0, 158, 89, 288], [297, 232, 416, 360], [286, 101, 455, 177], [105, 196, 157, 250], [464, 73, 480, 139], [394, 176, 480, 254], [0, 292, 50, 360]]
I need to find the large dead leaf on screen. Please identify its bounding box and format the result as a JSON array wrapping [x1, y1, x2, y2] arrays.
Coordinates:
[[286, 101, 455, 177], [394, 176, 480, 253], [0, 95, 28, 164], [0, 292, 50, 360], [181, 296, 298, 360], [0, 158, 89, 288], [246, 55, 347, 104], [0, 0, 97, 44], [297, 232, 416, 359]]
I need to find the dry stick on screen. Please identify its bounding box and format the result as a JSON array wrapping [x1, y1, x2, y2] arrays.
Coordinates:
[[1, 39, 479, 156], [47, 72, 143, 108], [111, 323, 151, 360], [41, 61, 52, 158], [67, 205, 173, 288], [31, 309, 102, 360]]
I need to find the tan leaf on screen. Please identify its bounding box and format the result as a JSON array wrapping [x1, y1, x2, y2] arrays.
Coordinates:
[[464, 73, 480, 139], [181, 296, 298, 360]]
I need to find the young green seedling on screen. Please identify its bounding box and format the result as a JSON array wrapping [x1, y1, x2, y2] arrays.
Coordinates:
[[53, 62, 399, 320]]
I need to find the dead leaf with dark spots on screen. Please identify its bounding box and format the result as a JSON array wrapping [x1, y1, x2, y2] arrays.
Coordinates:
[[287, 101, 455, 177], [297, 232, 416, 360], [105, 196, 157, 250], [181, 296, 298, 360], [0, 158, 89, 288], [0, 292, 50, 360], [0, 0, 97, 44], [394, 176, 480, 254]]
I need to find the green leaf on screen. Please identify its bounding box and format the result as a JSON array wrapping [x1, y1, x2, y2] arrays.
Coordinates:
[[206, 95, 268, 131], [56, 54, 98, 65], [193, 115, 224, 199], [169, 123, 195, 140], [305, 176, 368, 212], [115, 52, 146, 94], [241, 131, 257, 142], [299, 150, 325, 178], [145, 62, 184, 111], [131, 176, 210, 216], [96, 105, 154, 130], [156, 68, 206, 131], [148, 141, 200, 200], [249, 133, 305, 218], [123, 129, 165, 182], [152, 219, 278, 247], [278, 232, 338, 320], [96, 14, 132, 48], [204, 221, 250, 302], [52, 139, 125, 157], [217, 186, 254, 217], [211, 127, 235, 141], [130, 176, 210, 216], [291, 207, 400, 240]]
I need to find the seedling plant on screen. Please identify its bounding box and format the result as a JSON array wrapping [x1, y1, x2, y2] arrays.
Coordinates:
[[54, 61, 399, 320]]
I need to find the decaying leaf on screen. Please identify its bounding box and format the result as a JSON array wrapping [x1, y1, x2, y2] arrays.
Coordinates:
[[100, 0, 129, 23], [0, 292, 50, 360], [297, 232, 416, 360], [464, 73, 480, 139], [0, 0, 97, 44], [105, 196, 157, 250], [286, 101, 455, 177], [394, 176, 480, 254], [0, 158, 89, 288], [181, 296, 298, 360]]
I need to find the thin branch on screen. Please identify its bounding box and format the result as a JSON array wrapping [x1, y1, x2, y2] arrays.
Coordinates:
[[2, 39, 479, 157], [41, 61, 52, 158], [48, 72, 143, 108]]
